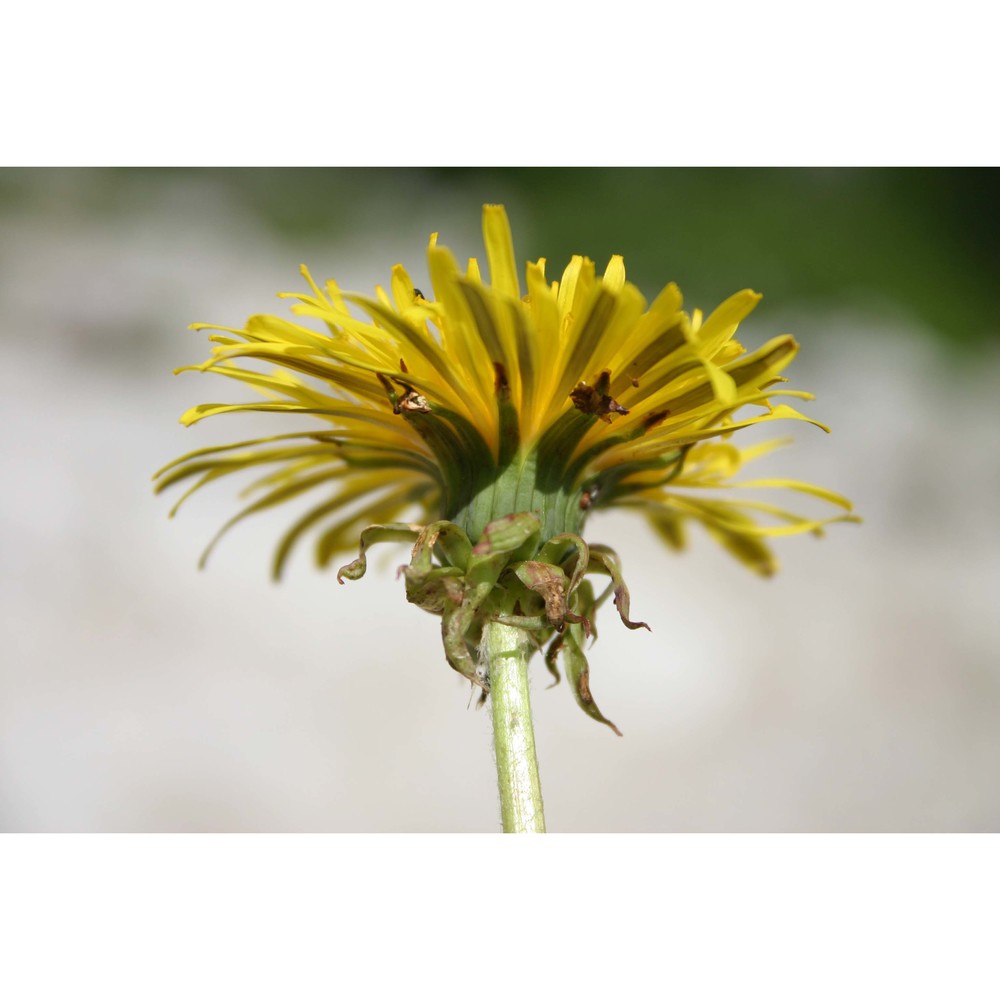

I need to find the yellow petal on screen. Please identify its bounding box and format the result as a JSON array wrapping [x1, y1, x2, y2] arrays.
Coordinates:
[[724, 479, 854, 511], [482, 204, 520, 300], [696, 289, 762, 357], [602, 255, 626, 292], [390, 264, 417, 312]]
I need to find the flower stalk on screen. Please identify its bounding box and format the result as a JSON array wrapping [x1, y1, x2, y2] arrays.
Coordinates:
[[482, 620, 546, 833]]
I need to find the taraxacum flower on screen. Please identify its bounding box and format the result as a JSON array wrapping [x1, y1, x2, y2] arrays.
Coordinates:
[[155, 204, 856, 735]]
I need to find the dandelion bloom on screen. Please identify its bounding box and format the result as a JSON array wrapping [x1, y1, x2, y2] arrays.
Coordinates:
[[156, 205, 855, 732]]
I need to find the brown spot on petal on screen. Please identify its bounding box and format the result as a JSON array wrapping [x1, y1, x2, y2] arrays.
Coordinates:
[[493, 361, 510, 397], [580, 482, 600, 510], [569, 370, 630, 423], [398, 389, 431, 413], [387, 376, 431, 415]]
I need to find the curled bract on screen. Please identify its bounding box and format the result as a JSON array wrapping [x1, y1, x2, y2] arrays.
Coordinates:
[[338, 512, 643, 734]]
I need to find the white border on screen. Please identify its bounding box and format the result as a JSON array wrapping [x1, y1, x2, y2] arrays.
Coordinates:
[[4, 3, 995, 165], [1, 835, 996, 997]]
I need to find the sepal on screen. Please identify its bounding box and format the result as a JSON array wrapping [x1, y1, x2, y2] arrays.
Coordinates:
[[337, 513, 647, 732]]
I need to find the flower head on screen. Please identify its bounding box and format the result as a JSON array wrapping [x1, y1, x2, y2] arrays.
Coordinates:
[[156, 205, 856, 730]]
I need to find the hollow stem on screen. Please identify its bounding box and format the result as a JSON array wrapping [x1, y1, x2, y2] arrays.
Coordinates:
[[481, 621, 546, 833]]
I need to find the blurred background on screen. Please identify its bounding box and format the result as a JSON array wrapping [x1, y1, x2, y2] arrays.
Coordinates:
[[1, 167, 998, 832]]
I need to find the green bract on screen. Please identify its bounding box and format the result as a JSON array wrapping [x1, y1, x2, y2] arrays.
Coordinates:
[[337, 511, 648, 735]]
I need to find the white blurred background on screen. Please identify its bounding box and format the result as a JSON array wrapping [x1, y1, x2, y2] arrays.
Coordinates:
[[1, 168, 998, 831]]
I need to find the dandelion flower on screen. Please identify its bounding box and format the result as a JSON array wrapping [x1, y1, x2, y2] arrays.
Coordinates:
[[155, 204, 856, 831]]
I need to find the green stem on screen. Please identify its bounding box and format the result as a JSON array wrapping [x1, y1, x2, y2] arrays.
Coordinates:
[[481, 621, 546, 833]]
